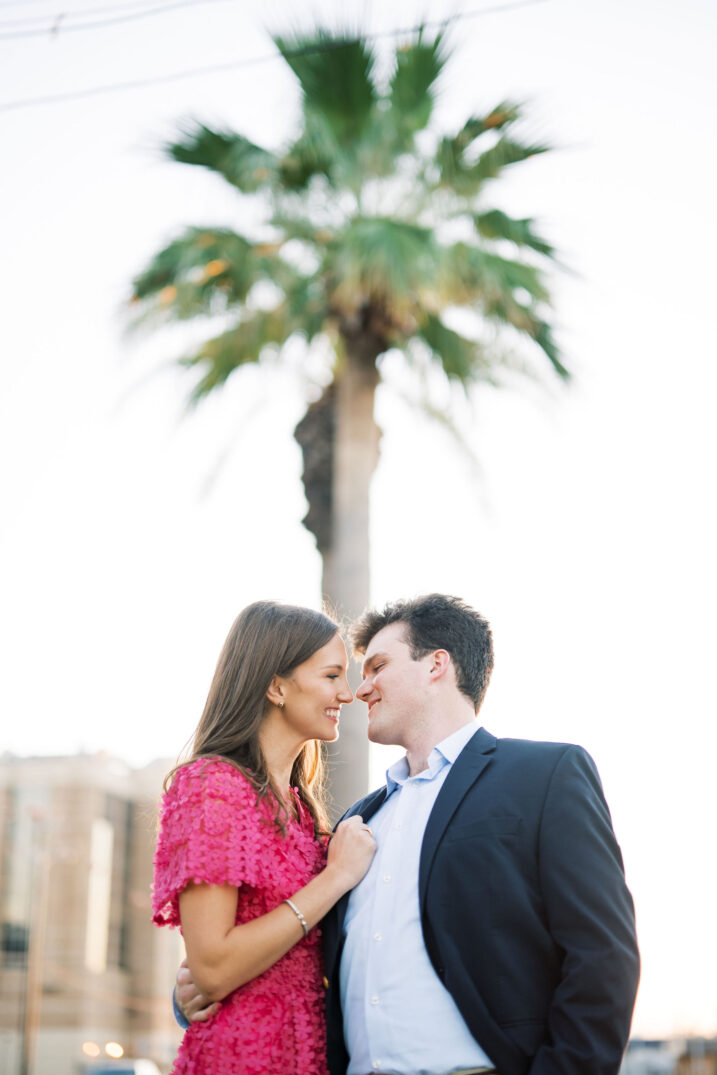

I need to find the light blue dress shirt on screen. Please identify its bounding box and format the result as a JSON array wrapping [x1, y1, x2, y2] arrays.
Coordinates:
[[340, 721, 494, 1075]]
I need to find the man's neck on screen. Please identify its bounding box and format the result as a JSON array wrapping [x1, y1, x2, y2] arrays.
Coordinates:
[[404, 716, 477, 777]]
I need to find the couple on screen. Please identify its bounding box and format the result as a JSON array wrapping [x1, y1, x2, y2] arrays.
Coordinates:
[[153, 595, 640, 1075]]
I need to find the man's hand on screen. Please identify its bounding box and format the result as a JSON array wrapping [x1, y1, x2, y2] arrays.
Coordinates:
[[175, 957, 221, 1023]]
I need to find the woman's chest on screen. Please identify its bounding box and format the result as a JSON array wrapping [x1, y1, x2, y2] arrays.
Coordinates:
[[240, 820, 326, 907]]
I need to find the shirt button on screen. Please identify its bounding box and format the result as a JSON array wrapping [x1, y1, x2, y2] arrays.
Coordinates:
[[394, 822, 402, 830], [383, 874, 391, 883], [372, 1063, 381, 1071], [373, 932, 382, 941], [322, 976, 329, 989]]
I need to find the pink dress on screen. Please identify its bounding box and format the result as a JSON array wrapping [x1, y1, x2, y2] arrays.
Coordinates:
[[153, 758, 330, 1075]]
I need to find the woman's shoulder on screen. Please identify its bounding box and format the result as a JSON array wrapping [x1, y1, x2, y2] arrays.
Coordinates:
[[165, 757, 257, 804]]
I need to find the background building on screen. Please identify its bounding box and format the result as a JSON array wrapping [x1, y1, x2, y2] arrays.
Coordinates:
[[675, 1040, 717, 1075], [620, 1039, 682, 1075], [0, 754, 183, 1075]]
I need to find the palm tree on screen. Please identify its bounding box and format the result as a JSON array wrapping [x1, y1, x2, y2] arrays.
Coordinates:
[[128, 27, 567, 813]]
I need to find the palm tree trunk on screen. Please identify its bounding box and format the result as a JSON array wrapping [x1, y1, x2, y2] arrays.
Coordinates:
[[321, 346, 379, 618], [294, 332, 382, 819], [323, 336, 381, 819]]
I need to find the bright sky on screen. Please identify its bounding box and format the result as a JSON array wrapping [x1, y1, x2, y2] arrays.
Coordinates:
[[1, 0, 716, 1042]]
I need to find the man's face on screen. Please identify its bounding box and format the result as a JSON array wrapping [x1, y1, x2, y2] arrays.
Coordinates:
[[356, 622, 432, 747]]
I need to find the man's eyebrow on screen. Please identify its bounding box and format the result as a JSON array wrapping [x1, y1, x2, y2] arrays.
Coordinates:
[[362, 651, 389, 673]]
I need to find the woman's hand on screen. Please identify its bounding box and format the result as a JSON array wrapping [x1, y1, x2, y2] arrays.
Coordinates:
[[325, 815, 376, 891]]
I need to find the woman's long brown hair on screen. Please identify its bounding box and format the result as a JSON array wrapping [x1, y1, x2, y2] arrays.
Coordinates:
[[166, 601, 339, 834]]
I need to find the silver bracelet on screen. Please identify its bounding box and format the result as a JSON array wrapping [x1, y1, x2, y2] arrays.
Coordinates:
[[284, 897, 309, 937]]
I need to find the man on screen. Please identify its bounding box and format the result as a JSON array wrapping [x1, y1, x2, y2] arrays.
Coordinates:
[[178, 594, 640, 1075]]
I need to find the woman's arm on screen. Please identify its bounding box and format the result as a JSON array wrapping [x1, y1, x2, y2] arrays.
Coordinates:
[[179, 814, 375, 1002]]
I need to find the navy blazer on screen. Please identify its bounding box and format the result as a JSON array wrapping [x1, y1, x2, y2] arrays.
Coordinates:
[[322, 729, 640, 1075]]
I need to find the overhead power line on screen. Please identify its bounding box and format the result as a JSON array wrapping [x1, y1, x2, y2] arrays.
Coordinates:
[[0, 0, 191, 26], [0, 0, 68, 7], [0, 0, 547, 113], [0, 0, 234, 38]]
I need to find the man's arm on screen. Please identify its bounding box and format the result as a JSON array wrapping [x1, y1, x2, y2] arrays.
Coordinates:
[[531, 746, 640, 1075]]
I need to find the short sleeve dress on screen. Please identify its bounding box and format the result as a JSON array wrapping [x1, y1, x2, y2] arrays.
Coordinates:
[[152, 758, 329, 1075]]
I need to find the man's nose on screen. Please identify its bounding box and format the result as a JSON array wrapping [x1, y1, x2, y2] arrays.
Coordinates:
[[356, 678, 370, 700]]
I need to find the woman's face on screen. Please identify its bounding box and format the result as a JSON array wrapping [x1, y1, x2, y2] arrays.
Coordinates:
[[275, 633, 353, 744]]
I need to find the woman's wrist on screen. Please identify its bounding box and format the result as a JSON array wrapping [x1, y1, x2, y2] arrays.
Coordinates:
[[283, 898, 310, 936], [320, 860, 355, 900]]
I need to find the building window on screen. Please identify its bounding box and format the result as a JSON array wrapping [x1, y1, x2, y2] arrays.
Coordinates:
[[104, 794, 133, 971], [85, 817, 114, 974], [0, 785, 48, 966], [1, 920, 29, 964]]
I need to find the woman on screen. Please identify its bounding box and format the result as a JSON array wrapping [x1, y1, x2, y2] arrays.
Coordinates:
[[152, 601, 376, 1075]]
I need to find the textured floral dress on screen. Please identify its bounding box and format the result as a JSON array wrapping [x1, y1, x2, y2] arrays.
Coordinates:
[[153, 758, 330, 1075]]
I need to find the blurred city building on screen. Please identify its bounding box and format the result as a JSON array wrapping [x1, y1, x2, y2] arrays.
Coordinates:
[[620, 1039, 717, 1075], [621, 1039, 682, 1074], [0, 754, 183, 1075], [675, 1039, 717, 1075]]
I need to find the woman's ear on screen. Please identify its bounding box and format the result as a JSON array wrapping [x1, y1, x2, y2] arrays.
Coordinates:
[[266, 675, 285, 709]]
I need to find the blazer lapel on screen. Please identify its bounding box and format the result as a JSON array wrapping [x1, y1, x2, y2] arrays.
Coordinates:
[[343, 786, 390, 824], [418, 727, 496, 909], [324, 784, 390, 978]]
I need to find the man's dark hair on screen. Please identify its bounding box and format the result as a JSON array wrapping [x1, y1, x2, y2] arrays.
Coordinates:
[[351, 594, 494, 711]]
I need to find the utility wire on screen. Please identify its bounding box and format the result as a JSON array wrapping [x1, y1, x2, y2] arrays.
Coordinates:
[[0, 0, 547, 113], [0, 0, 220, 28], [0, 0, 234, 38], [0, 0, 69, 7]]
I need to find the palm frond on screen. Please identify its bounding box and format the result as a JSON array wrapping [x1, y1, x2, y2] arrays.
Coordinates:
[[435, 99, 548, 196], [129, 228, 308, 332], [433, 243, 565, 373], [131, 229, 253, 299], [384, 355, 485, 485], [530, 319, 569, 379], [388, 31, 447, 143], [328, 217, 436, 314], [278, 133, 331, 190], [180, 307, 292, 401], [433, 104, 522, 193], [274, 31, 377, 149], [167, 123, 277, 193], [473, 209, 555, 258], [414, 313, 487, 386], [437, 243, 550, 307], [284, 276, 329, 341], [269, 213, 328, 245], [452, 102, 522, 150], [470, 136, 550, 186]]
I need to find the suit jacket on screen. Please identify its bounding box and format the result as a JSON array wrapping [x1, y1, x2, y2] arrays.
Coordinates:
[[322, 728, 640, 1075]]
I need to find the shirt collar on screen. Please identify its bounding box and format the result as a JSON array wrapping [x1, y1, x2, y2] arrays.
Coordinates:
[[385, 720, 481, 795], [434, 719, 481, 763]]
